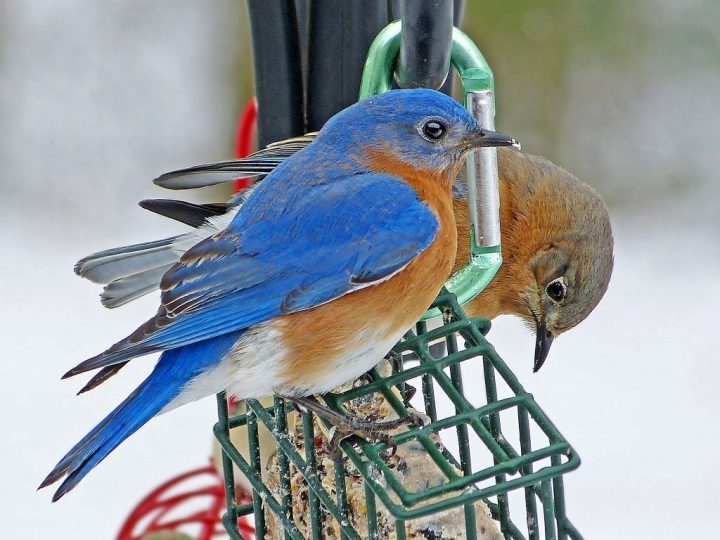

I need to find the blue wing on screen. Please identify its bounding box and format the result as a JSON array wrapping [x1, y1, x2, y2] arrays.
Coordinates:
[[65, 173, 439, 377]]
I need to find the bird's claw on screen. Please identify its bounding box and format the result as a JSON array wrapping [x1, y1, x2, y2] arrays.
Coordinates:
[[289, 395, 418, 461], [385, 349, 404, 371], [326, 423, 398, 461], [405, 409, 426, 428], [401, 381, 417, 406]]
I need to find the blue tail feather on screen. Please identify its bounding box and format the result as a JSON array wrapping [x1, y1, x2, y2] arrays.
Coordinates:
[[49, 376, 171, 501], [42, 330, 243, 500]]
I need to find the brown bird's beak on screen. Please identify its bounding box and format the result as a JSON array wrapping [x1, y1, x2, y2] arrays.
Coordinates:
[[533, 321, 554, 372], [468, 128, 520, 149]]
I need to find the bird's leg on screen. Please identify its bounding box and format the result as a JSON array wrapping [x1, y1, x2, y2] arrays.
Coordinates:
[[290, 396, 397, 459], [325, 423, 397, 461], [290, 396, 416, 431], [288, 396, 423, 459]]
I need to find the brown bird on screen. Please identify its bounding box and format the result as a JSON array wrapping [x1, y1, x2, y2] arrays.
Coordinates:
[[453, 149, 614, 370], [76, 143, 613, 373]]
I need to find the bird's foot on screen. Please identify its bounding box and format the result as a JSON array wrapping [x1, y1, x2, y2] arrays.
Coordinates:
[[400, 382, 418, 407], [289, 396, 424, 460], [326, 423, 396, 461]]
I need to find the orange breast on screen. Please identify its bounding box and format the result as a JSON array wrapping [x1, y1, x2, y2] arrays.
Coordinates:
[[278, 156, 457, 389]]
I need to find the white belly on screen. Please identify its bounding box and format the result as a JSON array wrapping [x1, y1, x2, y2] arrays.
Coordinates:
[[275, 322, 401, 397], [163, 318, 405, 413]]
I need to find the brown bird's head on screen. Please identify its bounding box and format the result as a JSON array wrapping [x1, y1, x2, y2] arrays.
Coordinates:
[[453, 148, 614, 372]]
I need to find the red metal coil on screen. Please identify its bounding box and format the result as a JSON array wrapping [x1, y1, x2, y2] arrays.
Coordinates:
[[233, 98, 258, 193], [116, 99, 260, 540], [116, 461, 255, 540]]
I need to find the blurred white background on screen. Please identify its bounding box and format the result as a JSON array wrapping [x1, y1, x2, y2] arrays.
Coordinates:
[[1, 1, 718, 538]]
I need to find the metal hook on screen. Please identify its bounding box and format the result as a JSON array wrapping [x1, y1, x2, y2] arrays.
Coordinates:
[[359, 21, 504, 319]]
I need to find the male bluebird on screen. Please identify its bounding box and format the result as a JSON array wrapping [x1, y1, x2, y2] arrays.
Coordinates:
[[77, 146, 612, 373], [41, 89, 516, 500]]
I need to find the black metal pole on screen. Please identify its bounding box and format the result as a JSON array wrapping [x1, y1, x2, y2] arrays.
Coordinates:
[[397, 0, 454, 89], [249, 0, 466, 141], [294, 0, 310, 95], [305, 0, 389, 131], [247, 0, 305, 147], [391, 0, 465, 96]]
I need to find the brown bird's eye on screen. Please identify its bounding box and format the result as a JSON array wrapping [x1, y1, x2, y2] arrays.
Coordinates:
[[546, 278, 567, 302], [422, 120, 446, 141]]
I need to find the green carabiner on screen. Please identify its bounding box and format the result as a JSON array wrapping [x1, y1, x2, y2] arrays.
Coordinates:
[[359, 21, 502, 320]]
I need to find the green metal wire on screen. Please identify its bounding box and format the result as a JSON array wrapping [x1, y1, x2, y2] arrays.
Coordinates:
[[301, 412, 323, 540], [246, 407, 265, 539], [214, 290, 584, 539]]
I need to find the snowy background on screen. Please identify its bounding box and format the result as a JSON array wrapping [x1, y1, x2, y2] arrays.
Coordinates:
[[1, 1, 718, 538]]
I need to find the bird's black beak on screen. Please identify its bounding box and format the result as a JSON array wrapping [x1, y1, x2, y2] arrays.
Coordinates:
[[533, 321, 554, 372], [469, 127, 520, 149]]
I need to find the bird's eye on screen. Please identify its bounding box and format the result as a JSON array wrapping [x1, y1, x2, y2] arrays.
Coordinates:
[[421, 120, 446, 141], [546, 277, 567, 302]]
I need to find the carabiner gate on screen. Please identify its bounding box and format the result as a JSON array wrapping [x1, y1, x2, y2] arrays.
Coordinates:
[[359, 21, 504, 319]]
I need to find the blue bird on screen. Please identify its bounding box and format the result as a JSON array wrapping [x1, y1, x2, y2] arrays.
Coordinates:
[[41, 89, 516, 501]]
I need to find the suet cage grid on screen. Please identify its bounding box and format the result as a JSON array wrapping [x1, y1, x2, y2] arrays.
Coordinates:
[[214, 290, 583, 540]]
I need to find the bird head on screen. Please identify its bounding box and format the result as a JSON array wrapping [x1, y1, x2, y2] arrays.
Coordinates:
[[455, 149, 614, 371], [504, 152, 613, 372], [522, 227, 613, 372], [316, 89, 518, 182]]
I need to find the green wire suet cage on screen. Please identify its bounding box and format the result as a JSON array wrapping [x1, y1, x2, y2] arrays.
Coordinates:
[[215, 291, 582, 540]]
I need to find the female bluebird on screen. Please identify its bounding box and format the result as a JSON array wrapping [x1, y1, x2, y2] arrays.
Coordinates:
[[41, 89, 516, 500], [452, 151, 613, 370], [78, 146, 612, 374]]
